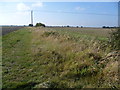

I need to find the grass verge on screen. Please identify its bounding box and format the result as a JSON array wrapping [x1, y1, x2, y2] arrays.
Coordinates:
[[2, 27, 119, 88]]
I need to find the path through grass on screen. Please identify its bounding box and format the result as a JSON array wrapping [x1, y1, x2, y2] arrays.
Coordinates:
[[2, 27, 119, 88]]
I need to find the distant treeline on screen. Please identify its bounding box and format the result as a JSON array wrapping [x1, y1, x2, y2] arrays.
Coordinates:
[[1, 25, 119, 29], [102, 26, 119, 28], [46, 26, 83, 28]]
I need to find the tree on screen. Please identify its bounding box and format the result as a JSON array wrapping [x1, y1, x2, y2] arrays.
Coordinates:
[[35, 23, 45, 27], [81, 26, 83, 28], [67, 25, 70, 27], [102, 26, 106, 28], [29, 24, 33, 27], [102, 26, 110, 28]]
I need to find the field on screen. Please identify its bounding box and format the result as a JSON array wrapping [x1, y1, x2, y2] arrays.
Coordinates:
[[2, 27, 119, 89], [2, 26, 25, 35]]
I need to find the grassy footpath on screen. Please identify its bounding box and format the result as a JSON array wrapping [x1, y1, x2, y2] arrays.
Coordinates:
[[2, 28, 33, 88], [2, 27, 119, 89]]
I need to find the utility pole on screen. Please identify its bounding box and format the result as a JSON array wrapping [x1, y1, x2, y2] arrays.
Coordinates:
[[118, 1, 120, 27], [31, 10, 33, 26]]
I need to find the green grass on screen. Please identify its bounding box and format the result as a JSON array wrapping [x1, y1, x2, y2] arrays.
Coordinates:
[[2, 27, 119, 89], [2, 28, 33, 88], [0, 35, 2, 89]]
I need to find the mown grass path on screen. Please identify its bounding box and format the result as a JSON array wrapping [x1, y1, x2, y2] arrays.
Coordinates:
[[2, 27, 34, 88]]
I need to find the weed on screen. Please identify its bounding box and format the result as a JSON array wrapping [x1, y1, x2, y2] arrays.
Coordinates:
[[42, 31, 59, 37]]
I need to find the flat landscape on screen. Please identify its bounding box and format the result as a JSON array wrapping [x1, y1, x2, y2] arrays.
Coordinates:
[[2, 27, 119, 89]]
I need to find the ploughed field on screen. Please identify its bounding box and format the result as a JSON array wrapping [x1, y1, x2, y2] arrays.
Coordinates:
[[2, 26, 25, 35], [2, 27, 119, 89]]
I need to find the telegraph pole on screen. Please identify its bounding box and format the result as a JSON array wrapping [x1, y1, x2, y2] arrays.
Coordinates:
[[118, 1, 120, 27], [31, 10, 33, 26]]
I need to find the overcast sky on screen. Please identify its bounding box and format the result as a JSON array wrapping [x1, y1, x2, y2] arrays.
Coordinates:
[[0, 1, 118, 27]]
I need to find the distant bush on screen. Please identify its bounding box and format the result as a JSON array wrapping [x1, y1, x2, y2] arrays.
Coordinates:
[[102, 26, 110, 28], [109, 28, 120, 50], [67, 25, 70, 27], [29, 24, 33, 27], [81, 26, 83, 28], [35, 23, 45, 27], [102, 26, 106, 28]]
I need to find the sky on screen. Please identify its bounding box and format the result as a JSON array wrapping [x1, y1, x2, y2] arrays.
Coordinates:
[[0, 1, 119, 27]]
